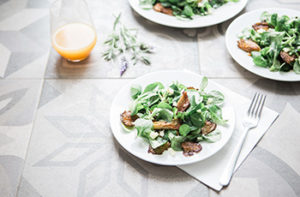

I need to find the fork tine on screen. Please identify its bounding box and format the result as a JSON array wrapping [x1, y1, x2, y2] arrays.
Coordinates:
[[247, 93, 258, 116], [253, 93, 263, 117], [257, 94, 266, 118], [248, 93, 259, 116]]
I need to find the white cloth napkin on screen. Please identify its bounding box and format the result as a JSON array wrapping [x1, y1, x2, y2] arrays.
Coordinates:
[[178, 83, 278, 191]]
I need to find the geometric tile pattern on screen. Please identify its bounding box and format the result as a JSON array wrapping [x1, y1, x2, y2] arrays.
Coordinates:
[[0, 0, 48, 79], [0, 0, 299, 197]]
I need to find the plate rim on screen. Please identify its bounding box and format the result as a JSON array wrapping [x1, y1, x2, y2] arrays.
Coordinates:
[[128, 0, 249, 28], [109, 70, 235, 166], [225, 7, 300, 82]]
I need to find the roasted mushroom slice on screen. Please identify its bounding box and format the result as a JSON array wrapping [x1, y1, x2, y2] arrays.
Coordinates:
[[153, 119, 181, 130], [201, 121, 217, 135], [120, 111, 138, 127], [252, 22, 270, 31], [187, 86, 198, 90], [238, 39, 261, 53], [148, 142, 171, 155], [280, 51, 296, 64], [181, 142, 202, 156], [153, 3, 173, 16], [177, 91, 190, 112], [153, 3, 164, 12]]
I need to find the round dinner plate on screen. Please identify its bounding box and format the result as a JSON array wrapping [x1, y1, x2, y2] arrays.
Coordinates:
[[128, 0, 248, 28], [110, 71, 235, 166], [226, 8, 300, 82]]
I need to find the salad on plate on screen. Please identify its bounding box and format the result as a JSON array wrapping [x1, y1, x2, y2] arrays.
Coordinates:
[[139, 0, 239, 19], [238, 11, 300, 74], [120, 77, 227, 156]]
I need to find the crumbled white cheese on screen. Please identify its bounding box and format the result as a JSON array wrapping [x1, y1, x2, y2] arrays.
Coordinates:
[[207, 98, 213, 104], [283, 48, 291, 53], [257, 28, 265, 34], [197, 0, 206, 7], [168, 148, 176, 156], [150, 131, 158, 139], [168, 132, 175, 140], [159, 130, 165, 137], [173, 101, 177, 107], [167, 88, 174, 95]]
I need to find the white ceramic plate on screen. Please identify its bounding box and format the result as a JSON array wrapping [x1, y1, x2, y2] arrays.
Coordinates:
[[128, 0, 248, 28], [110, 71, 235, 166], [226, 8, 300, 82]]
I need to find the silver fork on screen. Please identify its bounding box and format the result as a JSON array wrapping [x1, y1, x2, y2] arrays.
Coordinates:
[[219, 93, 266, 186]]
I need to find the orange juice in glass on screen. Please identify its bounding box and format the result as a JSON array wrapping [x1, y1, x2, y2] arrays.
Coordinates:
[[50, 0, 97, 62]]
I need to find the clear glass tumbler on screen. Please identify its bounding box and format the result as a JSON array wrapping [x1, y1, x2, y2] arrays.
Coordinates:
[[50, 0, 97, 62]]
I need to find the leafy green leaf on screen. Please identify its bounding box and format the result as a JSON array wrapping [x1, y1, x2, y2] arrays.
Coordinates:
[[207, 90, 224, 105], [149, 137, 167, 149], [130, 84, 142, 99], [157, 101, 172, 110], [199, 76, 208, 91], [202, 130, 222, 143], [293, 59, 300, 74], [190, 112, 204, 127], [171, 136, 185, 151], [143, 82, 164, 93], [209, 105, 227, 125], [251, 52, 269, 68], [130, 101, 144, 116], [134, 118, 153, 139], [179, 124, 191, 137], [182, 5, 194, 17], [139, 0, 155, 9], [151, 108, 174, 122]]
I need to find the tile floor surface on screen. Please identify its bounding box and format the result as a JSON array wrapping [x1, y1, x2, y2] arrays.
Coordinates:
[[0, 0, 299, 196]]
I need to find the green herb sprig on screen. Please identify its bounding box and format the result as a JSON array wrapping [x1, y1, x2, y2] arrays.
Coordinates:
[[103, 14, 154, 73]]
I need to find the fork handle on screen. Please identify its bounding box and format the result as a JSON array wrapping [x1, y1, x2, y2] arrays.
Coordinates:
[[219, 127, 250, 186]]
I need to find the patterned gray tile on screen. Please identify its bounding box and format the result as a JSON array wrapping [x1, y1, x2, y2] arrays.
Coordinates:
[[0, 5, 48, 78], [0, 0, 8, 6], [77, 153, 113, 197], [20, 15, 50, 50], [26, 0, 49, 8], [45, 116, 104, 138], [1, 0, 300, 197], [0, 88, 27, 116], [0, 30, 47, 78], [0, 79, 42, 197], [0, 80, 42, 125], [0, 155, 24, 197], [0, 0, 27, 21], [18, 178, 42, 197], [117, 148, 149, 197], [0, 133, 13, 148], [38, 80, 62, 108], [0, 31, 42, 52], [34, 143, 102, 167], [252, 147, 300, 196], [211, 147, 300, 197]]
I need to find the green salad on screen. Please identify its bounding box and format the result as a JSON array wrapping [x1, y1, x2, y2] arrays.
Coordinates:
[[238, 12, 300, 74], [140, 0, 239, 19], [120, 77, 227, 156]]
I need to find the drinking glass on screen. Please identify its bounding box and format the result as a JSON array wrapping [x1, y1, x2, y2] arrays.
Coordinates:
[[50, 0, 97, 62]]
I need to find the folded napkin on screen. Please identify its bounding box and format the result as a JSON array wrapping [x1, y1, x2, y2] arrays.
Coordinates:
[[178, 83, 278, 191]]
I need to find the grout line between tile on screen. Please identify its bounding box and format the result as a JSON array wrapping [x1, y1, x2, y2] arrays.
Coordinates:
[[15, 78, 45, 197]]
